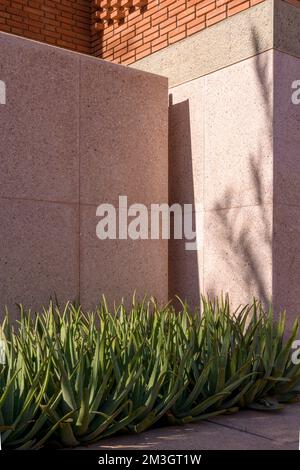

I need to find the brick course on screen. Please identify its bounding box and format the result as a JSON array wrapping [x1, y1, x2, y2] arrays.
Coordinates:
[[0, 1, 300, 63], [92, 0, 300, 64], [0, 0, 91, 54], [91, 0, 266, 64]]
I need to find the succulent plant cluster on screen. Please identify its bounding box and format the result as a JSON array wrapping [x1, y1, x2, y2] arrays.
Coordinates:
[[0, 295, 299, 449]]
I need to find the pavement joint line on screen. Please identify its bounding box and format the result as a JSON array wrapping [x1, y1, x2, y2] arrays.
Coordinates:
[[204, 419, 276, 442]]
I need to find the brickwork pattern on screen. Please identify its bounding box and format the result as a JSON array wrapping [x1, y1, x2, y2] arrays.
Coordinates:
[[1, 1, 300, 63], [92, 0, 266, 64], [0, 0, 91, 54]]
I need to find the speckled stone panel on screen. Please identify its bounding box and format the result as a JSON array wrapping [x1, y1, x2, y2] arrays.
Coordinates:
[[132, 0, 273, 88], [0, 33, 80, 204], [273, 50, 300, 325], [80, 205, 168, 310], [169, 47, 300, 324], [0, 32, 169, 317], [273, 50, 300, 206], [0, 198, 79, 317], [79, 54, 168, 208], [204, 50, 273, 211], [79, 54, 168, 309], [204, 204, 273, 310], [168, 51, 274, 311]]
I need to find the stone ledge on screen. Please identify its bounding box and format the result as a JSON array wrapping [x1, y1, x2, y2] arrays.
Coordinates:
[[131, 0, 300, 88]]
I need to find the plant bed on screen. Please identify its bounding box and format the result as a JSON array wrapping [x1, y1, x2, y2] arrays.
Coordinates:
[[0, 296, 299, 449]]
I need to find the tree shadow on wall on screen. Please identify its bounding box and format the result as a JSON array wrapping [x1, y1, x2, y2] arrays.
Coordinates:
[[204, 27, 273, 310], [168, 27, 274, 312]]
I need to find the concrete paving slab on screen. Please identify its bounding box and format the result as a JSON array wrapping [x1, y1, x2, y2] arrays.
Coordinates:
[[79, 403, 300, 450], [208, 402, 300, 447]]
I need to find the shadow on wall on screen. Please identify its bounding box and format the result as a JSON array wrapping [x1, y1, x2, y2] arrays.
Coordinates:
[[206, 28, 273, 309], [168, 95, 200, 309], [168, 27, 274, 311]]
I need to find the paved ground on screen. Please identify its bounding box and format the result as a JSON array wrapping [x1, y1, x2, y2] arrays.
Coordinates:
[[81, 402, 300, 450]]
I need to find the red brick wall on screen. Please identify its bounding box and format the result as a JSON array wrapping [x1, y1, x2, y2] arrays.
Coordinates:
[[91, 0, 266, 64], [0, 0, 91, 54], [1, 0, 300, 63]]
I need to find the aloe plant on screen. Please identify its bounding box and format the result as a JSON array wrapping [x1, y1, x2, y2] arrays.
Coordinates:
[[0, 315, 61, 449], [0, 295, 299, 449]]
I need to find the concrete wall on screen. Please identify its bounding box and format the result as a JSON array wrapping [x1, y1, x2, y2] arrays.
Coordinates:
[[169, 50, 273, 310], [132, 0, 274, 86], [132, 0, 300, 87], [132, 0, 300, 325], [0, 32, 168, 316]]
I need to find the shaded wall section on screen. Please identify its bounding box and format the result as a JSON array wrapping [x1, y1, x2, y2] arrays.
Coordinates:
[[0, 32, 168, 317], [273, 49, 300, 327], [168, 86, 204, 308]]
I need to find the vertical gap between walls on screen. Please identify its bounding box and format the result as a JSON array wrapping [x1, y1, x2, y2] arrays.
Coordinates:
[[202, 76, 206, 301], [78, 58, 81, 305]]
